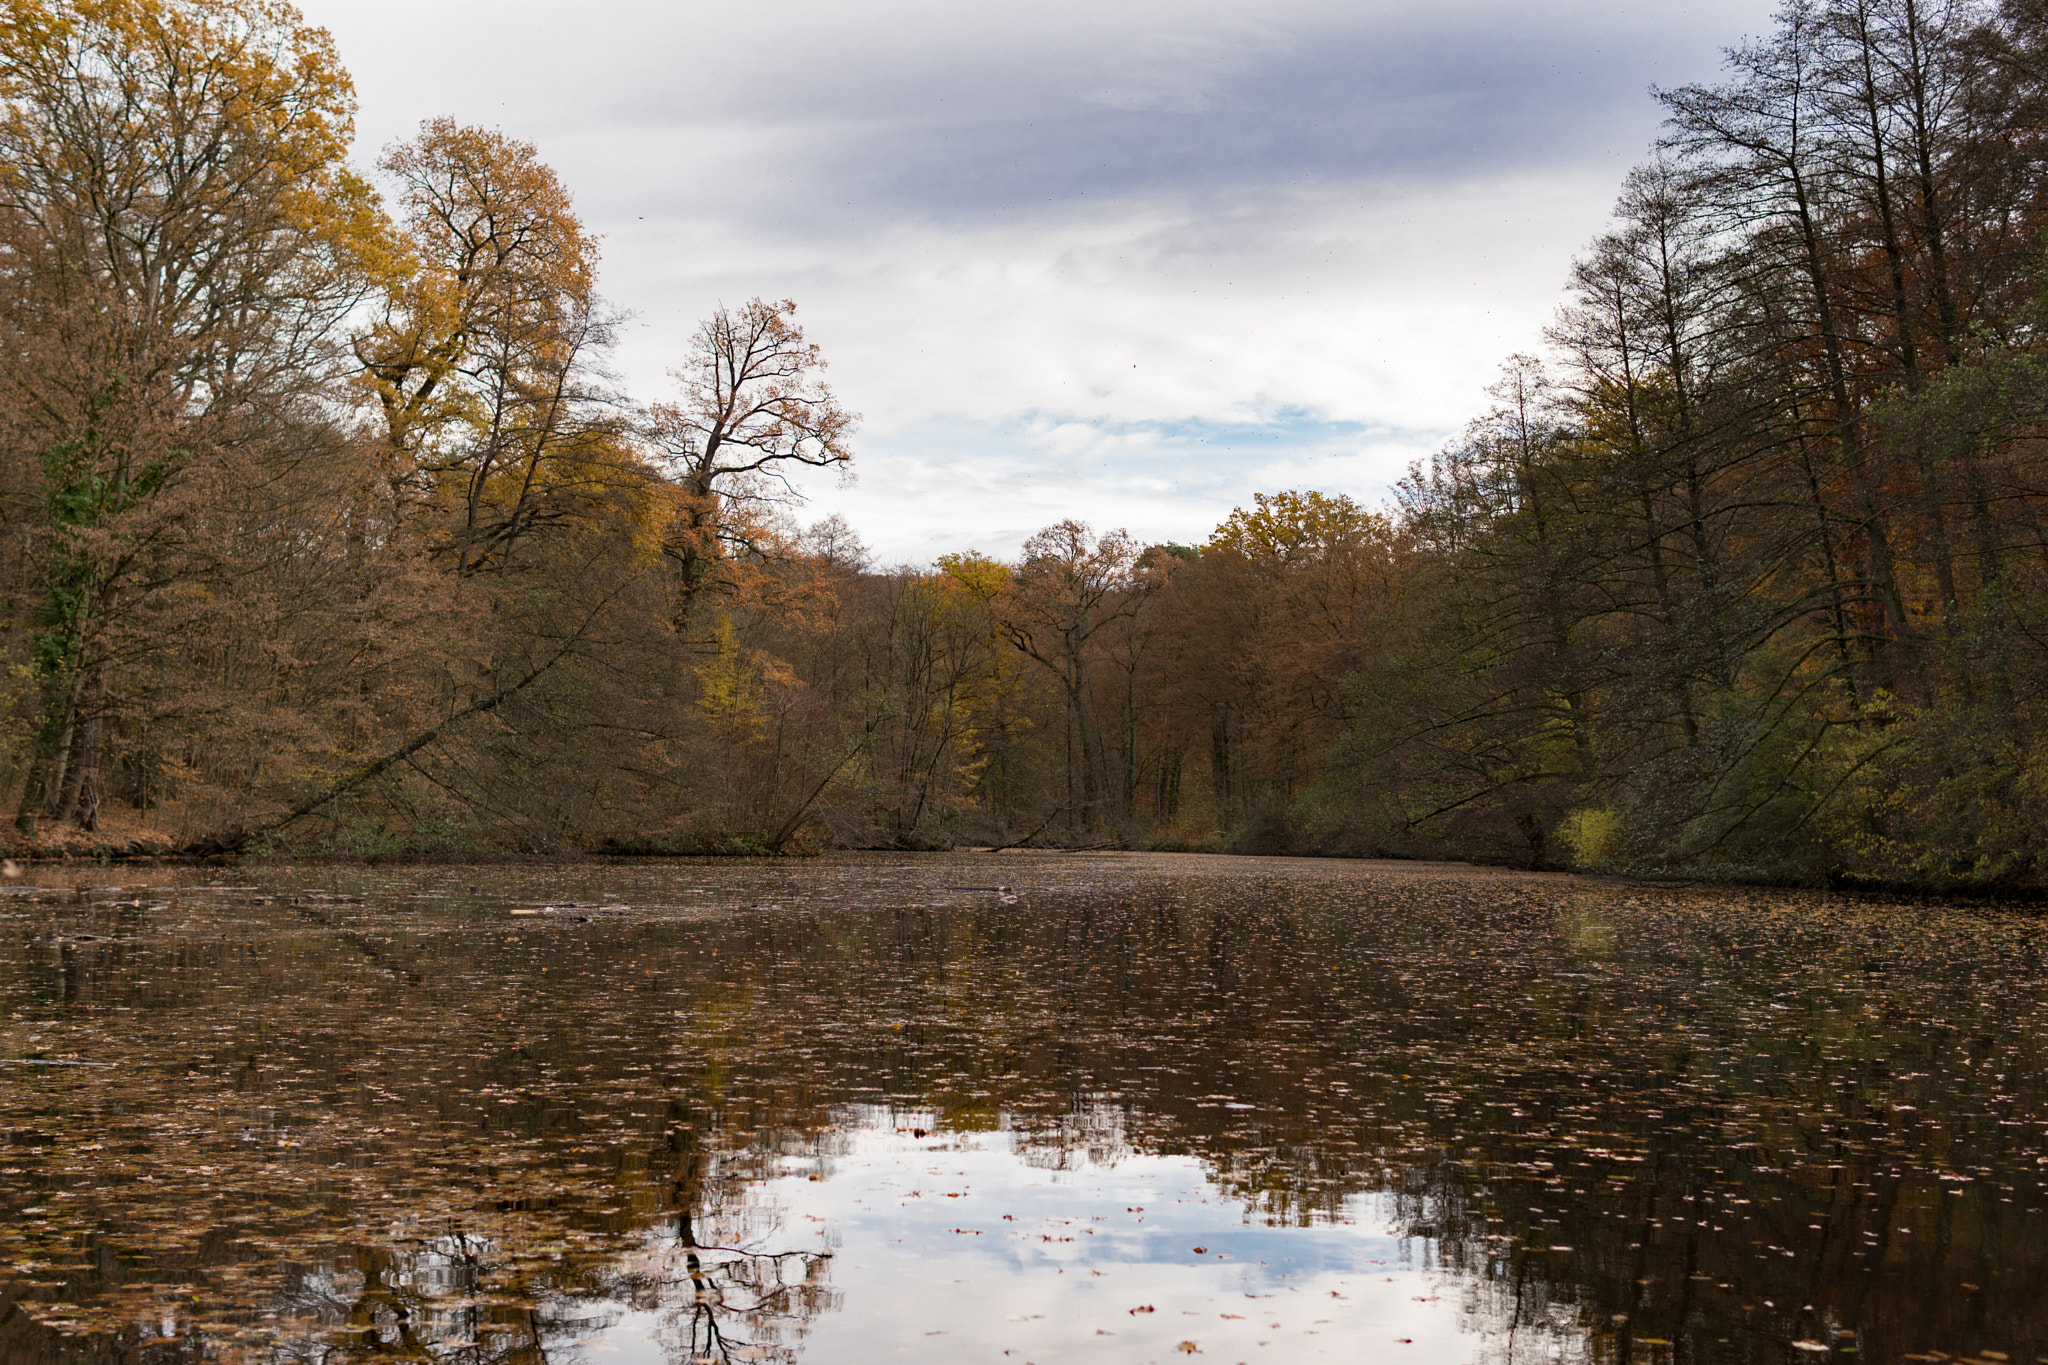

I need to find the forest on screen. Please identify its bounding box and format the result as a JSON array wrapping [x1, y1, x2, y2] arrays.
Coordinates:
[[4, 0, 2048, 890]]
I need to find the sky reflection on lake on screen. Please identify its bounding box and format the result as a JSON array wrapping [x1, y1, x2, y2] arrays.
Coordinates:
[[661, 1115, 1485, 1364]]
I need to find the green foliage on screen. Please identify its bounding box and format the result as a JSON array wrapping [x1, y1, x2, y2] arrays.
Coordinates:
[[1556, 807, 1621, 870]]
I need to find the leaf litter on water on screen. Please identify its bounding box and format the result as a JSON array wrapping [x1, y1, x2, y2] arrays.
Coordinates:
[[0, 853, 2044, 1363]]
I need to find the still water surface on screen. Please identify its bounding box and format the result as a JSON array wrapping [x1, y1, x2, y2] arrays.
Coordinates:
[[1, 853, 2043, 1364]]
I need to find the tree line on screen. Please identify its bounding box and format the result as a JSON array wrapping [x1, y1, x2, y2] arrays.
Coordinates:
[[1357, 0, 2048, 887], [6, 0, 2048, 887]]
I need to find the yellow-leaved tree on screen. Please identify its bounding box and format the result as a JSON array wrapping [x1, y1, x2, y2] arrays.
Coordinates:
[[354, 119, 646, 577]]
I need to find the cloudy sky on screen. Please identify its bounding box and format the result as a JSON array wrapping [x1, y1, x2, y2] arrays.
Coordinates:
[[296, 0, 1776, 564]]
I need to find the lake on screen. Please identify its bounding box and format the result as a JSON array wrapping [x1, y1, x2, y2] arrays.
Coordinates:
[[0, 852, 2041, 1364]]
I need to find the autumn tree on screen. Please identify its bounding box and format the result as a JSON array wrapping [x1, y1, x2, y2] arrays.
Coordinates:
[[1204, 492, 1405, 824], [1659, 6, 1920, 690], [1323, 0, 2048, 883], [353, 119, 642, 577], [979, 521, 1146, 835], [646, 299, 855, 628], [0, 0, 384, 832]]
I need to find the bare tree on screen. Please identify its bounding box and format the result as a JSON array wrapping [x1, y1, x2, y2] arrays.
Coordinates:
[[645, 299, 856, 627]]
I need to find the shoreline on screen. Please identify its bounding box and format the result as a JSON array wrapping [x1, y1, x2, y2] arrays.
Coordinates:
[[3, 835, 2045, 906]]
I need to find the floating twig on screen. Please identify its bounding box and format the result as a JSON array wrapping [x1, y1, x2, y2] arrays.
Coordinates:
[[680, 1243, 831, 1260]]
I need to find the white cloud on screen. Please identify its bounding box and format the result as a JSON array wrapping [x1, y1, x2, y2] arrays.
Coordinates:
[[297, 0, 1779, 560], [594, 168, 1617, 559]]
